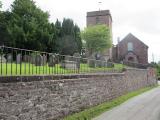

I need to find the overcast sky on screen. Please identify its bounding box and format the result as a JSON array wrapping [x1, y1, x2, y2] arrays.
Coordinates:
[[1, 0, 160, 62]]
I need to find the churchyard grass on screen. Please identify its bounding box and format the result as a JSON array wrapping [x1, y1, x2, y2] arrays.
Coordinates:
[[0, 63, 124, 76]]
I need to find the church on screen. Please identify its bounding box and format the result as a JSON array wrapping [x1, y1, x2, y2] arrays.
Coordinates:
[[86, 10, 148, 64], [112, 33, 148, 64]]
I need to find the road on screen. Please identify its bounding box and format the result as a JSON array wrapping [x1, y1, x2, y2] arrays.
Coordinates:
[[93, 86, 160, 120]]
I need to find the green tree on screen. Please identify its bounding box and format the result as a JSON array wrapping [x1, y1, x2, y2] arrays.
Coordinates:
[[60, 18, 82, 55], [82, 24, 111, 55], [0, 1, 2, 8], [0, 11, 12, 46], [53, 19, 62, 53], [0, 1, 11, 46], [74, 24, 82, 53], [8, 0, 53, 51], [0, 0, 82, 55]]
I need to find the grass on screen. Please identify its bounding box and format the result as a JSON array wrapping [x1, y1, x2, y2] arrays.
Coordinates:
[[0, 63, 124, 76], [63, 85, 158, 120]]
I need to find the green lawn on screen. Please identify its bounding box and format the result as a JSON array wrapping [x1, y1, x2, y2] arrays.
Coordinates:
[[0, 63, 124, 76], [63, 85, 157, 120]]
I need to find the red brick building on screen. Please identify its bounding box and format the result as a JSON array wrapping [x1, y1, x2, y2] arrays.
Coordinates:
[[112, 33, 148, 64]]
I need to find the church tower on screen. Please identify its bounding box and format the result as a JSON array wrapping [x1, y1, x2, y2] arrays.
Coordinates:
[[86, 10, 113, 60]]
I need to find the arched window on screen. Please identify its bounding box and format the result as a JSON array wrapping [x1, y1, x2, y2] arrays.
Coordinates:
[[128, 42, 133, 51]]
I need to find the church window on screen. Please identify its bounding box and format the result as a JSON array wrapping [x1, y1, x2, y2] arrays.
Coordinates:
[[128, 42, 133, 51]]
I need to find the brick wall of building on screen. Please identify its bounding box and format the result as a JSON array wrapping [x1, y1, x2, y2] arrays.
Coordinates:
[[113, 33, 148, 64]]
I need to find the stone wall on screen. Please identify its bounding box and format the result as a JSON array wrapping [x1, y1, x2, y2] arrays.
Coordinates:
[[0, 68, 157, 120]]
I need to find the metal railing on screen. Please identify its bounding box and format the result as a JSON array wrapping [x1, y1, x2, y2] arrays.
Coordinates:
[[0, 46, 123, 76]]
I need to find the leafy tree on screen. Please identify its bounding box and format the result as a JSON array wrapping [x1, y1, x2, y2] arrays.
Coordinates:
[[62, 18, 74, 35], [0, 1, 2, 8], [82, 24, 112, 55], [53, 19, 62, 53], [8, 0, 53, 51], [0, 0, 82, 55], [0, 1, 11, 46], [60, 35, 79, 55], [74, 24, 82, 53], [60, 18, 82, 55], [157, 65, 160, 76]]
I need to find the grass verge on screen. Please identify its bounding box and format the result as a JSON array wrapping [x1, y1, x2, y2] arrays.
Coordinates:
[[63, 85, 158, 120], [0, 63, 124, 76]]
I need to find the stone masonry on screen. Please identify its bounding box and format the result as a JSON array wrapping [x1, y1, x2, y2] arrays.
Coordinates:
[[0, 68, 157, 120]]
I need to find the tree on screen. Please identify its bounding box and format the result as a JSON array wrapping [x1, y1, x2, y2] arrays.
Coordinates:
[[0, 1, 2, 9], [0, 1, 11, 46], [82, 24, 112, 55], [60, 18, 82, 55], [53, 19, 62, 53], [8, 0, 53, 51], [0, 0, 82, 55], [0, 11, 12, 46], [50, 18, 82, 55], [74, 24, 82, 53]]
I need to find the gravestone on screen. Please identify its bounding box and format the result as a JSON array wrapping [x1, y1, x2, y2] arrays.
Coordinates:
[[23, 55, 31, 63], [0, 55, 6, 63], [61, 61, 77, 69], [16, 54, 22, 64], [95, 53, 101, 60], [64, 55, 72, 61], [73, 53, 81, 69], [35, 54, 43, 66], [88, 55, 96, 68], [60, 55, 73, 69], [99, 56, 107, 67], [7, 54, 13, 63], [48, 54, 57, 67], [31, 54, 36, 64], [42, 55, 47, 65], [61, 53, 81, 69]]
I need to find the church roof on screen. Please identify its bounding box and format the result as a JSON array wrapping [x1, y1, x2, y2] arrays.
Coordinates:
[[119, 33, 148, 48]]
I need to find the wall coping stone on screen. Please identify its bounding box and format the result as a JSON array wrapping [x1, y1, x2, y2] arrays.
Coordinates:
[[0, 73, 125, 83]]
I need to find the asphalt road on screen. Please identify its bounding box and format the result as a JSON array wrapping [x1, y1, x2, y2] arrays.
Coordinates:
[[93, 86, 160, 120]]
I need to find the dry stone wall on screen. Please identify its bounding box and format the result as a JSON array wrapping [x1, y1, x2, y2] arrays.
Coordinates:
[[0, 68, 157, 120]]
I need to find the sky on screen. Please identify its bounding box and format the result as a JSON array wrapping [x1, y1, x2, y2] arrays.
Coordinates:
[[1, 0, 160, 62]]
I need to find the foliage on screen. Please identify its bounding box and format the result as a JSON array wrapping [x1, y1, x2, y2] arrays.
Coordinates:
[[82, 25, 111, 55], [7, 0, 53, 51], [0, 0, 82, 54], [150, 62, 158, 68], [60, 18, 82, 55], [0, 11, 11, 45], [0, 1, 2, 8], [156, 64, 160, 76], [64, 86, 157, 120]]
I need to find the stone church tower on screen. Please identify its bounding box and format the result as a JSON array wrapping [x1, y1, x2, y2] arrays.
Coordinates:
[[86, 10, 112, 60]]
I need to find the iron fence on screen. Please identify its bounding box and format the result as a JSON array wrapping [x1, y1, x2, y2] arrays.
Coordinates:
[[0, 45, 123, 76]]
